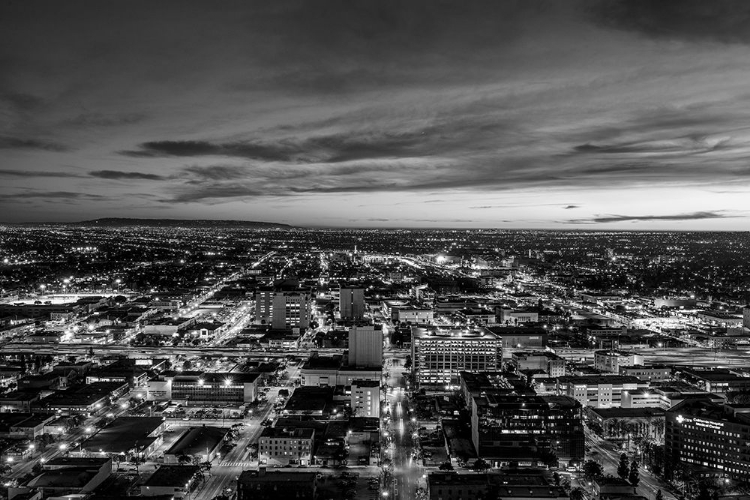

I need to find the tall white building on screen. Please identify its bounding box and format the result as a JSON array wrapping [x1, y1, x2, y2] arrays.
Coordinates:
[[348, 325, 382, 368], [339, 287, 365, 320]]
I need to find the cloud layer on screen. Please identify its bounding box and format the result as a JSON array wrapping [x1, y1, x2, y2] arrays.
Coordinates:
[[1, 1, 749, 227]]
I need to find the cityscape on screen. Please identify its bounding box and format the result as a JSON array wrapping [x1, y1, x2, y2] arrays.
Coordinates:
[[2, 2, 750, 500], [0, 224, 748, 500]]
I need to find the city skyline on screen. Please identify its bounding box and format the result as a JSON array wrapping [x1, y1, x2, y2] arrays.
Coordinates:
[[2, 1, 750, 229]]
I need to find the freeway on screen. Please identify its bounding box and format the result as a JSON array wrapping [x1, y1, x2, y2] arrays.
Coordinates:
[[0, 342, 344, 359], [553, 346, 750, 368]]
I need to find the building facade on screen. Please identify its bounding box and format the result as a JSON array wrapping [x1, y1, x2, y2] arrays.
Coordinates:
[[258, 428, 315, 466], [348, 325, 383, 368], [412, 327, 502, 387], [351, 379, 380, 418], [339, 287, 365, 320]]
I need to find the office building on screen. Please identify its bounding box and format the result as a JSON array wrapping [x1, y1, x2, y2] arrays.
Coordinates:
[[348, 324, 383, 368], [351, 379, 380, 418], [254, 286, 274, 325], [339, 286, 365, 320], [411, 326, 502, 387], [272, 290, 312, 330], [666, 399, 750, 480], [146, 371, 259, 404], [469, 393, 584, 467]]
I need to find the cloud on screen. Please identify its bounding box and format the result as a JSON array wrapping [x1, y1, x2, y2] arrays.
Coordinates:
[[591, 0, 750, 44], [1, 191, 106, 200], [0, 92, 45, 112], [0, 169, 81, 178], [568, 211, 733, 224], [64, 112, 146, 127], [89, 170, 166, 181], [0, 136, 69, 152], [181, 165, 250, 181], [563, 205, 579, 209]]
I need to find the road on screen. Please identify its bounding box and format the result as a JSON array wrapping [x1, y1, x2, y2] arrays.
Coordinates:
[[385, 349, 423, 500], [194, 362, 300, 499], [584, 428, 675, 500]]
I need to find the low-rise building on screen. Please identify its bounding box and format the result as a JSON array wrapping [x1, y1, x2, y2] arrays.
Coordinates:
[[237, 469, 317, 500], [164, 426, 228, 464], [511, 351, 566, 378], [351, 379, 380, 418], [258, 427, 315, 466], [146, 371, 259, 404], [82, 416, 165, 459], [594, 350, 644, 373], [619, 364, 671, 382], [141, 465, 199, 498], [558, 375, 646, 409]]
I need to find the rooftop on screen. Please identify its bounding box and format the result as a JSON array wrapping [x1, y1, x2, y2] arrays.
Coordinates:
[[143, 465, 199, 487]]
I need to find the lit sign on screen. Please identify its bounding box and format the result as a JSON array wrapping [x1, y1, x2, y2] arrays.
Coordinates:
[[678, 415, 724, 430]]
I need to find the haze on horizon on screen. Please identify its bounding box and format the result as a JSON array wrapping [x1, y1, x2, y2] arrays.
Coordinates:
[[1, 1, 749, 230]]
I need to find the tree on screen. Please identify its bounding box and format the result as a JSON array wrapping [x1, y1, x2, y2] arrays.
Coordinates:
[[583, 460, 604, 481], [655, 490, 664, 500], [629, 460, 640, 487], [472, 458, 490, 472], [618, 453, 630, 480], [553, 472, 561, 486], [439, 462, 454, 471], [178, 454, 192, 465], [200, 461, 212, 476]]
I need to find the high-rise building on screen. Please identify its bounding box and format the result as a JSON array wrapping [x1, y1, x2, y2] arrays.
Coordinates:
[[666, 399, 750, 480], [411, 327, 502, 387], [339, 286, 365, 320], [348, 325, 383, 368], [254, 286, 274, 325], [272, 291, 311, 330]]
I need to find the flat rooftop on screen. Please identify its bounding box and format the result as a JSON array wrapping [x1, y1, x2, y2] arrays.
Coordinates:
[[412, 326, 499, 340], [143, 465, 199, 487]]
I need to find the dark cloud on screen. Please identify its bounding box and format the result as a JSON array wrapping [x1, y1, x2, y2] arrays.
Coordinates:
[[569, 211, 732, 224], [181, 165, 251, 181], [0, 136, 69, 152], [591, 0, 750, 44], [89, 170, 166, 181], [0, 92, 45, 111], [64, 112, 146, 127], [1, 191, 105, 200], [0, 169, 81, 178]]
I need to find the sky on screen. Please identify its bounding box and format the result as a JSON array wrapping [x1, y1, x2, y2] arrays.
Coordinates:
[[1, 0, 750, 229]]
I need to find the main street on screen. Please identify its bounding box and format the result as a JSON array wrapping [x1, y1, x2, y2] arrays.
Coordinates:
[[384, 346, 422, 500]]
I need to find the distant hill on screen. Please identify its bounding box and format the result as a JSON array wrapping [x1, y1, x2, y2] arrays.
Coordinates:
[[70, 218, 293, 229]]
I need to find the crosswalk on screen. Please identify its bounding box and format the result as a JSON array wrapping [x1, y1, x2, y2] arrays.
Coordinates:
[[218, 461, 254, 467]]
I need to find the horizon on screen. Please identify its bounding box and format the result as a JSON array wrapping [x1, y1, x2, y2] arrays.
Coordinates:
[[2, 1, 750, 229]]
